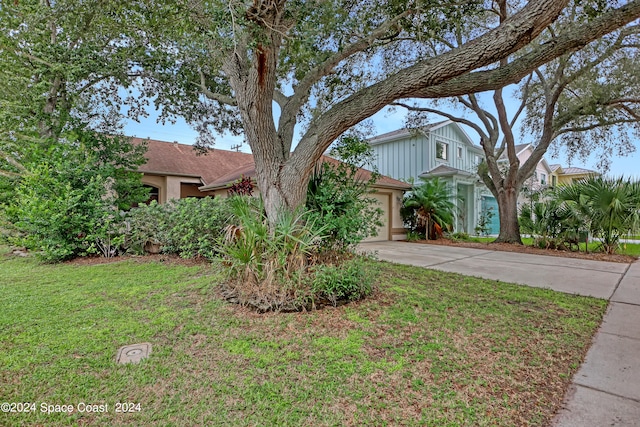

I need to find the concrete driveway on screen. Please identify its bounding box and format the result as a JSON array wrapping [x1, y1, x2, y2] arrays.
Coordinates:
[[359, 241, 640, 426], [360, 241, 628, 299]]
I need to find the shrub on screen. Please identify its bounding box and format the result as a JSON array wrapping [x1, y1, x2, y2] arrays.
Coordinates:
[[120, 201, 171, 255], [312, 257, 374, 306], [219, 196, 325, 312], [557, 176, 640, 254], [5, 131, 148, 262], [163, 197, 233, 259], [306, 135, 382, 252]]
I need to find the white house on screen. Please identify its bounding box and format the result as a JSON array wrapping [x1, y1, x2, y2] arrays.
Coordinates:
[[367, 121, 496, 235]]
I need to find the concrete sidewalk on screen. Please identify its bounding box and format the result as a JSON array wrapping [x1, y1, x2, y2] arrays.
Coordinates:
[[359, 241, 640, 427]]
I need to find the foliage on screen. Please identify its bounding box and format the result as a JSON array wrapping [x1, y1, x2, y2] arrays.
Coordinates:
[[0, 0, 149, 179], [6, 132, 148, 262], [312, 257, 375, 306], [163, 197, 234, 260], [119, 201, 171, 254], [450, 231, 471, 242], [402, 178, 457, 240], [227, 176, 254, 197], [219, 196, 326, 312], [556, 176, 640, 254], [474, 207, 495, 237], [405, 230, 423, 242], [118, 197, 234, 260], [306, 135, 382, 252], [518, 195, 583, 250]]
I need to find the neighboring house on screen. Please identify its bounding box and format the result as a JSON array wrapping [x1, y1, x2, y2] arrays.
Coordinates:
[[367, 121, 495, 235], [135, 138, 409, 242], [549, 165, 600, 186]]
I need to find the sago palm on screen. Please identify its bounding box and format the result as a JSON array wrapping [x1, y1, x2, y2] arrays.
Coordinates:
[[403, 178, 457, 240]]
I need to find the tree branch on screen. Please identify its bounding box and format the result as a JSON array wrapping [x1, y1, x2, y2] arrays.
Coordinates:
[[391, 101, 489, 140], [198, 70, 237, 106]]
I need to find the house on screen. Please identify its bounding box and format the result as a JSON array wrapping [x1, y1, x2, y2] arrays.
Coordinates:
[[135, 138, 409, 242], [367, 121, 495, 235], [549, 165, 600, 186]]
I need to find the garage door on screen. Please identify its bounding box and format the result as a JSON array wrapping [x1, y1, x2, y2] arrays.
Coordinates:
[[363, 193, 390, 242]]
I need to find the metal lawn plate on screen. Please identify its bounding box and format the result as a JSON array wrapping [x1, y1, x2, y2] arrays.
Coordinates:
[[116, 343, 152, 364]]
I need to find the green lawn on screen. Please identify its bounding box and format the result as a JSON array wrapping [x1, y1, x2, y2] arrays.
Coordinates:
[[469, 236, 640, 257], [0, 250, 606, 426]]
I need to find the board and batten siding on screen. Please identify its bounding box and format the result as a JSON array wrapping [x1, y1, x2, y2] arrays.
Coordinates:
[[370, 134, 428, 181]]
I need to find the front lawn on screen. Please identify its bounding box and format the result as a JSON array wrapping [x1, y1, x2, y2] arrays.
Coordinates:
[[0, 250, 606, 426]]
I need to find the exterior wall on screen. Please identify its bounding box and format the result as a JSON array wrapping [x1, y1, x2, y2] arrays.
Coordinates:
[[141, 174, 204, 203], [141, 175, 167, 203], [363, 188, 407, 242], [557, 173, 595, 185]]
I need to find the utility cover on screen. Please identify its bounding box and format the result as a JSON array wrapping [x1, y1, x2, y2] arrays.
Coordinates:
[[116, 343, 152, 364]]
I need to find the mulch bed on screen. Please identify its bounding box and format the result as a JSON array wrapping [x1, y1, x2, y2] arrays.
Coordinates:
[[413, 238, 637, 264]]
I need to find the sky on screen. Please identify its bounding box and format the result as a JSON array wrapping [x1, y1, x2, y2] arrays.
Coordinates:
[[123, 97, 640, 178]]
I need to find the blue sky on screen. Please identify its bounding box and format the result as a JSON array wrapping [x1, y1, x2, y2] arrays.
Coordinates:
[[123, 101, 639, 178]]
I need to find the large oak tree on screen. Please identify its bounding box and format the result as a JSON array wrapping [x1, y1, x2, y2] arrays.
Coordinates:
[[137, 0, 640, 224]]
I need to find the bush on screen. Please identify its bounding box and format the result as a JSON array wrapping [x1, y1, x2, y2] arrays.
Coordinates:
[[312, 256, 374, 306], [306, 135, 382, 252], [219, 196, 325, 312], [119, 197, 234, 260], [5, 131, 148, 262], [163, 197, 233, 259], [9, 162, 118, 262]]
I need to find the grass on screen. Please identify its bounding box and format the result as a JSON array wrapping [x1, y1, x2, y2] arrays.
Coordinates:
[[0, 249, 607, 426], [467, 236, 640, 257]]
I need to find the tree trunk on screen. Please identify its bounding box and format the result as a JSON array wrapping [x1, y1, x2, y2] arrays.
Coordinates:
[[494, 185, 523, 244]]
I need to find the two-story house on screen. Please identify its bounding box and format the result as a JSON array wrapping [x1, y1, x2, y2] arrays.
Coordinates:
[[367, 121, 496, 235]]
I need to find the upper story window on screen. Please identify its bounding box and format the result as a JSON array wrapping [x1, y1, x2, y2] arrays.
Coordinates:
[[436, 141, 448, 160], [457, 147, 463, 158]]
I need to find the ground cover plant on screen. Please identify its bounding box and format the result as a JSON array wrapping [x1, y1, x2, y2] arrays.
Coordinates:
[[1, 248, 606, 426]]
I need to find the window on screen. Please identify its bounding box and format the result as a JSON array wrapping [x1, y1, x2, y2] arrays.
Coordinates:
[[540, 173, 547, 185], [552, 175, 557, 186], [436, 141, 448, 160], [457, 147, 463, 158]]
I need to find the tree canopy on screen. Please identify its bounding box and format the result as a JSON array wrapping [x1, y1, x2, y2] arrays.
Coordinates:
[[3, 0, 640, 224]]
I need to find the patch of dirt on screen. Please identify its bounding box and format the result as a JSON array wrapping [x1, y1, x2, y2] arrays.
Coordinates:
[[413, 238, 637, 263]]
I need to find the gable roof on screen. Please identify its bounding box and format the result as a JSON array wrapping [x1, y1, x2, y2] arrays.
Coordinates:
[[134, 138, 254, 185], [134, 137, 409, 192], [367, 121, 448, 145], [498, 143, 530, 160], [367, 120, 482, 152], [562, 166, 599, 175], [199, 155, 410, 191], [419, 164, 476, 179]]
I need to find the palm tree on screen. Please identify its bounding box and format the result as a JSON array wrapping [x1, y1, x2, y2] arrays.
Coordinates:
[[557, 176, 640, 254], [403, 178, 457, 240]]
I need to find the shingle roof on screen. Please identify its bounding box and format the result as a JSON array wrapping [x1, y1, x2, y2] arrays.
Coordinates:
[[562, 167, 599, 175], [134, 138, 254, 185], [419, 164, 476, 178], [200, 155, 410, 191], [134, 137, 409, 192], [367, 121, 448, 145]]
